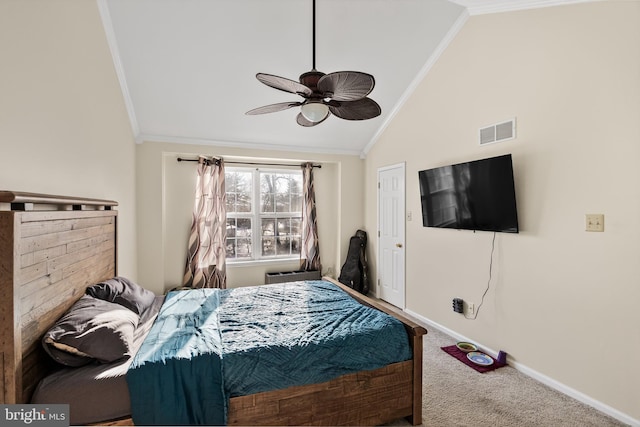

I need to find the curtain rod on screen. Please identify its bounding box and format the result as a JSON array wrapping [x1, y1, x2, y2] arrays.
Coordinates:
[[176, 157, 321, 169]]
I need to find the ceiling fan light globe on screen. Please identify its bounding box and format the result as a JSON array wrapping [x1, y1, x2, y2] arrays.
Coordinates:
[[301, 103, 329, 123]]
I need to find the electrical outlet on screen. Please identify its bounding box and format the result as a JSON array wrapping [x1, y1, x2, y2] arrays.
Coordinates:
[[466, 302, 475, 316], [585, 214, 604, 232], [452, 298, 464, 313]]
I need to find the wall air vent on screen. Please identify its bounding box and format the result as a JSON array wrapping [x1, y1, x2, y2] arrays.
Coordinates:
[[479, 118, 516, 145]]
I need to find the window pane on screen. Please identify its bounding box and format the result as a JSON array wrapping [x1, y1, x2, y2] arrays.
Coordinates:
[[291, 217, 301, 255], [226, 240, 237, 258], [262, 237, 275, 256], [291, 175, 302, 214], [225, 193, 236, 214], [236, 238, 252, 258], [276, 218, 290, 255], [225, 168, 302, 261], [277, 218, 289, 233], [226, 172, 237, 193], [275, 192, 289, 213], [262, 218, 276, 256], [237, 195, 251, 213], [262, 218, 275, 237], [236, 172, 252, 212], [260, 173, 274, 193], [261, 193, 274, 213], [227, 170, 252, 213], [236, 171, 252, 192], [291, 193, 302, 212], [260, 174, 274, 213], [269, 218, 302, 256], [226, 217, 252, 260], [226, 219, 236, 238], [277, 174, 292, 213], [291, 218, 301, 235], [261, 172, 300, 213], [291, 174, 302, 193], [275, 174, 289, 194], [236, 218, 251, 237]]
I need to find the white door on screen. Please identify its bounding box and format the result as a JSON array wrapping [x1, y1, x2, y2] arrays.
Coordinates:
[[377, 163, 405, 308]]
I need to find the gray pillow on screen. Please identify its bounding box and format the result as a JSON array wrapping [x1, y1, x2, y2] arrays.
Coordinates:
[[42, 295, 140, 367], [86, 276, 156, 315]]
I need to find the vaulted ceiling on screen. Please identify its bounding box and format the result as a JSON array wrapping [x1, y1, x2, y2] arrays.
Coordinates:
[[100, 0, 588, 157]]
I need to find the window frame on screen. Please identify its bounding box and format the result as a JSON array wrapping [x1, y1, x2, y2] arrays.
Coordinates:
[[226, 166, 303, 264]]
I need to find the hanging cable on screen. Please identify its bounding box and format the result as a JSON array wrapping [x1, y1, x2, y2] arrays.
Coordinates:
[[466, 231, 496, 320]]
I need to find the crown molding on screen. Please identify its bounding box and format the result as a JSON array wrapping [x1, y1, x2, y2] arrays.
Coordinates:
[[96, 0, 140, 137], [361, 9, 470, 158], [362, 0, 600, 157], [137, 134, 363, 157], [448, 0, 599, 15]]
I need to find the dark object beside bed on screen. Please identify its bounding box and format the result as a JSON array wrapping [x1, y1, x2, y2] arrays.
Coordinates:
[[338, 229, 370, 294]]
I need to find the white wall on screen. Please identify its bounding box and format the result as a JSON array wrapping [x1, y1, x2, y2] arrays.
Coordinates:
[[365, 1, 640, 422], [136, 140, 364, 294], [5, 0, 636, 421], [0, 0, 138, 278]]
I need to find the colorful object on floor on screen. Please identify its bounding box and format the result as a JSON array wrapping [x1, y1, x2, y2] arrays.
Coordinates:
[[455, 341, 478, 353], [441, 345, 507, 373], [467, 351, 494, 366]]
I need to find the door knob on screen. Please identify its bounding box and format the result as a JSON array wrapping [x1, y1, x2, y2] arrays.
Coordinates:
[[396, 243, 403, 248]]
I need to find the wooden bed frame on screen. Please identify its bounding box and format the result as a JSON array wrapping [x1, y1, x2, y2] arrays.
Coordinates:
[[0, 191, 427, 426]]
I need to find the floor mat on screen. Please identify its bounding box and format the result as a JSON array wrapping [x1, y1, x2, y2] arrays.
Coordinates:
[[441, 345, 506, 373]]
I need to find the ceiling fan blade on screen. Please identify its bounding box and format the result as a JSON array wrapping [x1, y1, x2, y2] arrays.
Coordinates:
[[256, 73, 313, 97], [317, 71, 375, 101], [246, 101, 302, 115], [296, 112, 329, 127], [328, 98, 381, 121]]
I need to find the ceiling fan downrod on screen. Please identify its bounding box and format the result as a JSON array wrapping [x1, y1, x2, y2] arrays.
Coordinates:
[[300, 0, 323, 92], [312, 0, 317, 71], [246, 0, 381, 126]]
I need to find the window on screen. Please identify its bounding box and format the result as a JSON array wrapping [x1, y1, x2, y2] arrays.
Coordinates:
[[226, 167, 303, 262]]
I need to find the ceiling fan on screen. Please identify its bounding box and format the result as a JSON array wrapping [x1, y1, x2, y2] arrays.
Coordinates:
[[246, 0, 381, 127]]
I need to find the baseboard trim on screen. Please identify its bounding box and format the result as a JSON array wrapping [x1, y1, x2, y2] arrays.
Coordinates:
[[404, 309, 639, 427]]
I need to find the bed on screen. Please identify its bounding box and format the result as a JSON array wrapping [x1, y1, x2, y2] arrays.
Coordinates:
[[0, 191, 427, 426]]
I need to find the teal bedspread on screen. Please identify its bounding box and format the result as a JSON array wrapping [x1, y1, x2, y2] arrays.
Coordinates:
[[126, 280, 411, 425]]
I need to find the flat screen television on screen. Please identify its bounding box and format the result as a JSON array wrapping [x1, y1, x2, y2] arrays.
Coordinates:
[[418, 154, 519, 233]]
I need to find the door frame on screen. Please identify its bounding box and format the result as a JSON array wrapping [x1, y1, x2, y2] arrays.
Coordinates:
[[376, 162, 406, 309]]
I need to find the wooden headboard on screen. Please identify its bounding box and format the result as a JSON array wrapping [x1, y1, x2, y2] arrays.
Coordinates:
[[0, 191, 118, 404]]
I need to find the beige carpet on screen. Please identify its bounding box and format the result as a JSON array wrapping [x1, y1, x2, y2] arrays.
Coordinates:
[[387, 324, 627, 427]]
